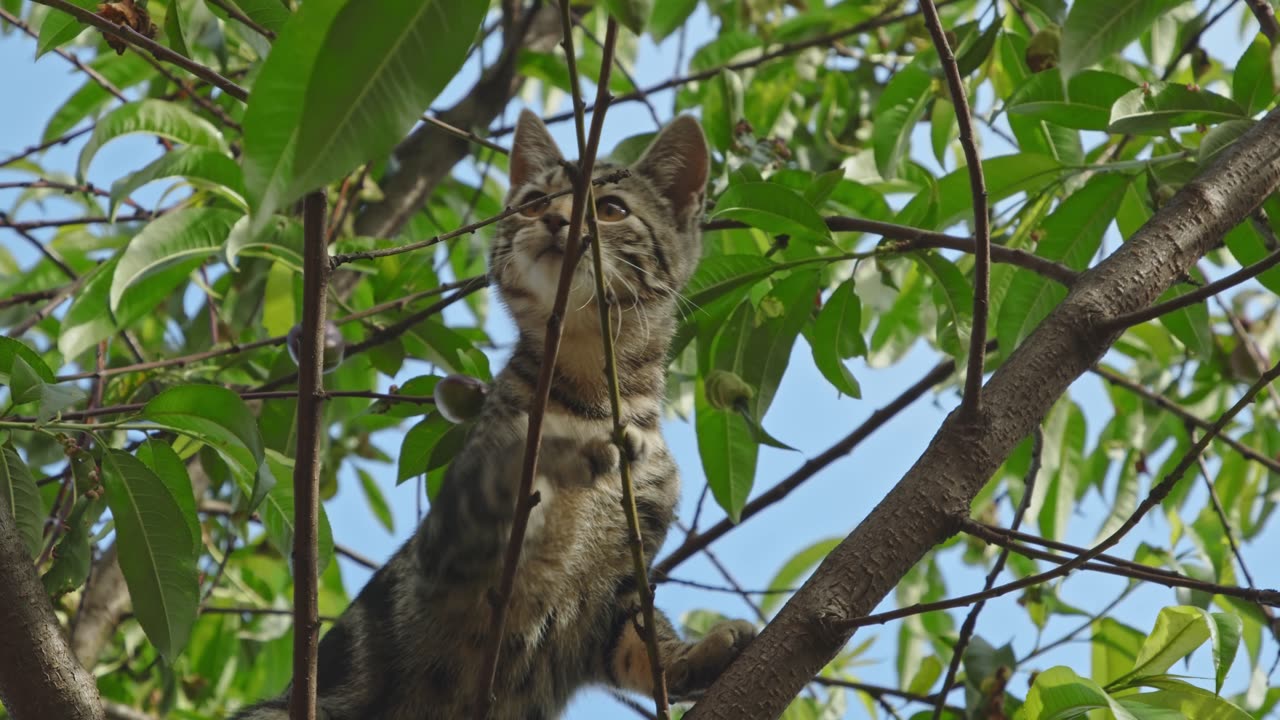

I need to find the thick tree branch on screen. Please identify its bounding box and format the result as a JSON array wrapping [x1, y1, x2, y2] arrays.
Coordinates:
[[0, 502, 105, 720], [687, 105, 1280, 720]]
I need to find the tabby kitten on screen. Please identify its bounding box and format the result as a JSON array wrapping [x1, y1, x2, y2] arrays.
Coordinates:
[[232, 112, 754, 720]]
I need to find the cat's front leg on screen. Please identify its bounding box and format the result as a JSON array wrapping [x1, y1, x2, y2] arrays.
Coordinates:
[[606, 607, 756, 700]]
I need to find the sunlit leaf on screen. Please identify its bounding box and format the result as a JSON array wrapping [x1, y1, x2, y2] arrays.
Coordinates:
[[1059, 0, 1184, 80], [78, 100, 227, 180], [1109, 83, 1247, 135], [110, 207, 240, 313]]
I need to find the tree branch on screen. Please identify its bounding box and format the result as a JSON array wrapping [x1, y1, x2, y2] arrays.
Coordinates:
[[1104, 246, 1280, 331], [687, 104, 1280, 720], [0, 499, 105, 720], [919, 0, 990, 417], [29, 0, 249, 102], [290, 192, 329, 720]]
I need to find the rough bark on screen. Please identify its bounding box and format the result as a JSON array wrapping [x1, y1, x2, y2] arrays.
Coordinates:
[[687, 109, 1280, 719], [0, 507, 104, 720]]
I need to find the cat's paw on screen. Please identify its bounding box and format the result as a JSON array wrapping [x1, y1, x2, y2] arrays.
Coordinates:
[[619, 425, 648, 464], [582, 437, 621, 479], [668, 619, 757, 695]]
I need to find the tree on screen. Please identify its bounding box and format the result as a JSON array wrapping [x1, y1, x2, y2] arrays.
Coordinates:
[[0, 0, 1278, 718]]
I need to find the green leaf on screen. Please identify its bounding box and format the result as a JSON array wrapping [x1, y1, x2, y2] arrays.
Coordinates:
[[1223, 222, 1280, 297], [1114, 606, 1212, 686], [1208, 612, 1242, 695], [1059, 0, 1184, 80], [110, 147, 247, 220], [241, 0, 345, 234], [1008, 69, 1137, 131], [1108, 83, 1247, 135], [897, 154, 1064, 231], [761, 537, 839, 614], [1198, 120, 1254, 164], [397, 414, 454, 484], [288, 0, 487, 199], [59, 255, 206, 360], [1232, 34, 1279, 114], [1092, 617, 1146, 685], [260, 451, 335, 574], [10, 355, 44, 405], [135, 440, 200, 553], [738, 271, 821, 420], [358, 468, 394, 533], [78, 100, 228, 180], [917, 252, 974, 364], [42, 496, 102, 596], [35, 0, 96, 58], [110, 207, 240, 313], [872, 63, 932, 179], [1032, 398, 1086, 541], [680, 254, 778, 323], [649, 0, 697, 41], [0, 337, 55, 386], [0, 445, 45, 559], [1021, 666, 1137, 720], [696, 386, 757, 523], [604, 0, 652, 34], [996, 173, 1128, 353], [1153, 279, 1213, 358], [1122, 677, 1253, 719], [711, 183, 832, 247], [100, 450, 199, 659], [222, 0, 292, 33], [143, 385, 264, 492], [810, 278, 864, 397], [43, 53, 153, 143]]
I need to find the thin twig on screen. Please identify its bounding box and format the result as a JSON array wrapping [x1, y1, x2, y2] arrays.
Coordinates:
[[0, 126, 93, 168], [29, 0, 249, 102], [576, 15, 669, 717], [0, 287, 62, 310], [1091, 365, 1280, 475], [490, 0, 963, 136], [931, 427, 1042, 720], [960, 519, 1280, 605], [0, 7, 126, 101], [422, 114, 509, 155], [3, 221, 78, 280], [204, 0, 276, 40], [1105, 247, 1280, 330], [837, 358, 1280, 632], [7, 276, 86, 337], [476, 12, 618, 717], [814, 678, 963, 714], [703, 217, 1078, 286], [290, 191, 329, 720], [919, 0, 989, 417]]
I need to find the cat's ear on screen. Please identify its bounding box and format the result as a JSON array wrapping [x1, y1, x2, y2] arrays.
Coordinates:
[[633, 116, 709, 219], [509, 110, 564, 188]]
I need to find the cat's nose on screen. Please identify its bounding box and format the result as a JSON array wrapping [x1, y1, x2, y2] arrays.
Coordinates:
[[542, 213, 569, 233]]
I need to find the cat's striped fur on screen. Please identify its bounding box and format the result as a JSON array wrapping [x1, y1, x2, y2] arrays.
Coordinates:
[[232, 112, 754, 719]]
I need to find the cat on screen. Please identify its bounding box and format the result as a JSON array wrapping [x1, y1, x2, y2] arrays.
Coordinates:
[[231, 111, 755, 720]]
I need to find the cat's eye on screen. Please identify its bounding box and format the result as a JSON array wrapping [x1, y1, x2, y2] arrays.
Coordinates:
[[596, 196, 630, 222], [518, 191, 550, 217]]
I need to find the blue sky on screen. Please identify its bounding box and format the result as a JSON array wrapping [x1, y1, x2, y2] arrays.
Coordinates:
[[2, 3, 1278, 718]]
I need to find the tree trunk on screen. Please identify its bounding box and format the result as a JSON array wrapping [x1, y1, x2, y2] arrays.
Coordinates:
[[0, 506, 104, 720]]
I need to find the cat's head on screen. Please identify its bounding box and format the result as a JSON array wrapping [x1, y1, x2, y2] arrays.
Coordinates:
[[492, 111, 708, 326]]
